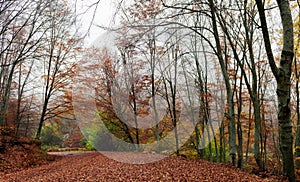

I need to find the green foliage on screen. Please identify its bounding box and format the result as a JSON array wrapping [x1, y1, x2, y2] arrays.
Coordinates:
[[40, 123, 62, 147], [178, 139, 230, 162], [80, 137, 95, 150], [83, 119, 117, 151], [83, 115, 139, 151], [203, 141, 230, 162]]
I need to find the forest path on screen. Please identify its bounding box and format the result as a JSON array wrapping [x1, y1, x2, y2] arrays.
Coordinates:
[[1, 151, 271, 181]]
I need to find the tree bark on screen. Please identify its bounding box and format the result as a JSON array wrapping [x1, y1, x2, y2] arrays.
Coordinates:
[[208, 0, 236, 166], [294, 2, 300, 176], [255, 0, 295, 180]]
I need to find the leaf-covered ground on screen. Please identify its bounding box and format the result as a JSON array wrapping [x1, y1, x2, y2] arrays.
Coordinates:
[[0, 134, 57, 175], [0, 151, 287, 182]]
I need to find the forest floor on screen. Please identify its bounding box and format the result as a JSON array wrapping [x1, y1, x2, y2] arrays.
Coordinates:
[[0, 151, 288, 182]]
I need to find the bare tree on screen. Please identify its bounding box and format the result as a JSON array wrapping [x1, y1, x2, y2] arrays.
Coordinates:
[[35, 0, 81, 139], [0, 0, 49, 127]]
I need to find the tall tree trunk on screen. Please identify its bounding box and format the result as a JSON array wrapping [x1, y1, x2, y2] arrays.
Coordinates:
[[294, 2, 300, 177], [208, 0, 236, 166], [36, 96, 49, 139], [149, 38, 160, 152], [131, 84, 140, 150], [255, 0, 295, 180], [217, 7, 263, 169], [245, 100, 252, 163], [237, 70, 243, 168], [277, 50, 295, 181], [170, 47, 179, 155], [0, 64, 16, 127], [163, 77, 179, 155]]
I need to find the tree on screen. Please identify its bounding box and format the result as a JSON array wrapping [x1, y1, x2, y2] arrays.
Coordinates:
[[0, 0, 49, 127], [207, 0, 237, 165], [255, 0, 295, 180], [294, 0, 300, 175], [14, 60, 36, 136], [117, 0, 165, 151], [216, 0, 268, 169], [35, 0, 81, 139]]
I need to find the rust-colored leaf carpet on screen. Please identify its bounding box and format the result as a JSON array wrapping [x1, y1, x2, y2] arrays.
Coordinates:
[[0, 151, 285, 182]]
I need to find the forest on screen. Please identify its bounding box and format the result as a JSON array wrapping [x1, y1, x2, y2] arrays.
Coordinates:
[[0, 0, 300, 181]]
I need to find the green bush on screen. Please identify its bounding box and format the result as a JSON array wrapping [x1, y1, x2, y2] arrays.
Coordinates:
[[40, 125, 62, 147], [80, 137, 95, 150]]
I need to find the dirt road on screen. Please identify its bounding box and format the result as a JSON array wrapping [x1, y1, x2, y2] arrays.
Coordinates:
[[0, 151, 271, 181]]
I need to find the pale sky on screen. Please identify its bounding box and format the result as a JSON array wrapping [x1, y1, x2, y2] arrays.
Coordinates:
[[75, 0, 119, 46]]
